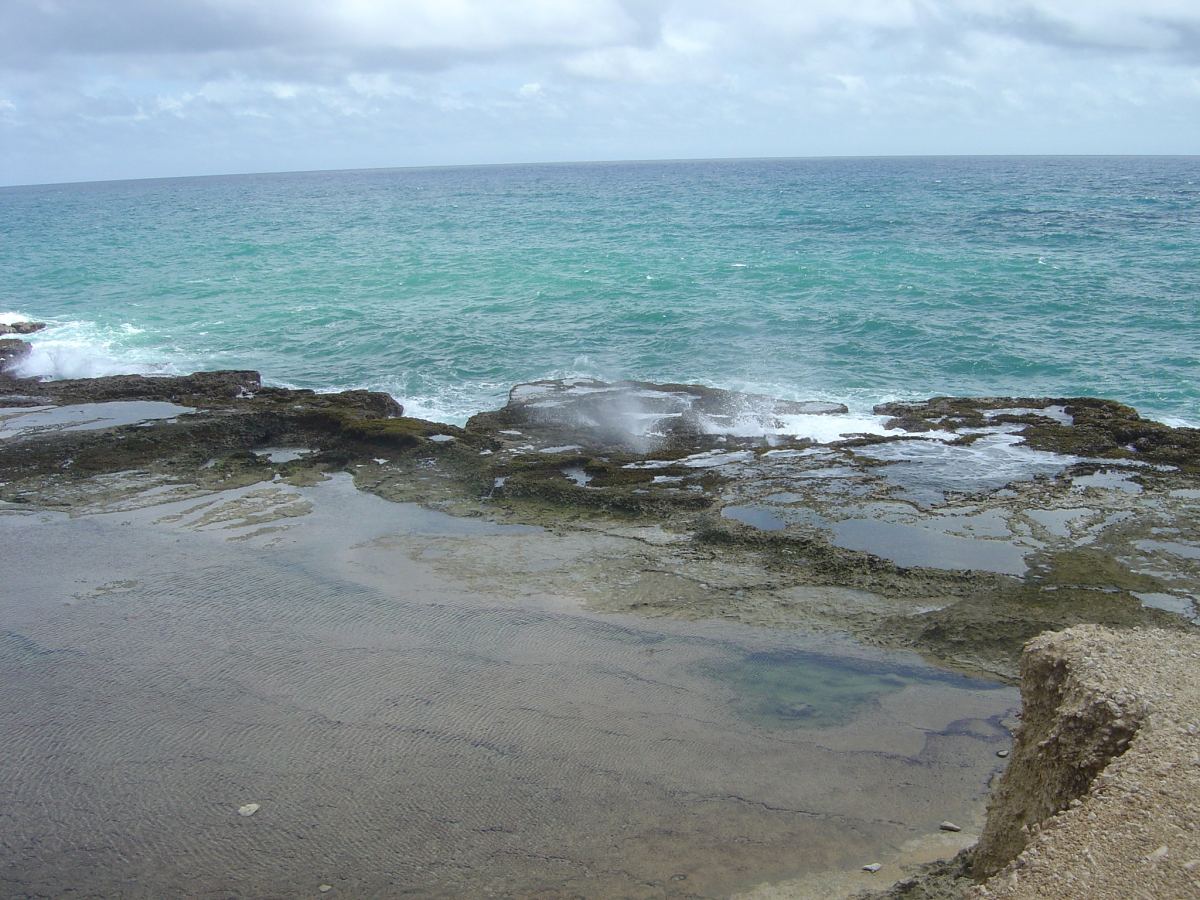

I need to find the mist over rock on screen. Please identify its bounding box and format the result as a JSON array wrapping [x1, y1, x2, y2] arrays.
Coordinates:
[[466, 377, 848, 453], [0, 339, 32, 371]]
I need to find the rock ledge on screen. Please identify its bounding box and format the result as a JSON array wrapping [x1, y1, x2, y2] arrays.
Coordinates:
[[969, 625, 1200, 898]]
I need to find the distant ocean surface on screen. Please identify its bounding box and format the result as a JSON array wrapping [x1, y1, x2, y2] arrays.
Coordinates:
[[2, 156, 1197, 426]]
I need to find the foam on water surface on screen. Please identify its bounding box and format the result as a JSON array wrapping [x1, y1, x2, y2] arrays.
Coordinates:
[[714, 411, 905, 442], [8, 318, 182, 381]]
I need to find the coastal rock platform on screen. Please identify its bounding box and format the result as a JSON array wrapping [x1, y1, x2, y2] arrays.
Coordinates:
[[3, 361, 1195, 682], [2, 352, 1198, 896]]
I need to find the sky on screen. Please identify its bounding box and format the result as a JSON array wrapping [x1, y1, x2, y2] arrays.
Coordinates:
[[1, 0, 1199, 185]]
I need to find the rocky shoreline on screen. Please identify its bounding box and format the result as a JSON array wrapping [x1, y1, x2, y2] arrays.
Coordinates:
[[2, 330, 1199, 896], [3, 355, 1196, 683]]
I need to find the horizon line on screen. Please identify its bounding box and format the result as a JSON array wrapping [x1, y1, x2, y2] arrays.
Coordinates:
[[4, 152, 1198, 190]]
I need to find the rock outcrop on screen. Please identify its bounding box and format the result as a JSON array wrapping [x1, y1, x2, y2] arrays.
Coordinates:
[[969, 625, 1200, 898], [0, 321, 46, 336], [3, 372, 1197, 687], [466, 377, 847, 453]]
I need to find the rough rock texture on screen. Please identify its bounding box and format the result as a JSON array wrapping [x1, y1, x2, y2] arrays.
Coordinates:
[[0, 368, 265, 406], [969, 626, 1200, 898], [0, 321, 46, 336]]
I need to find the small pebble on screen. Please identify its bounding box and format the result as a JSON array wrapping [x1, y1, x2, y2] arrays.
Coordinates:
[[996, 750, 1010, 758], [237, 803, 260, 817], [1183, 860, 1200, 872], [1147, 845, 1168, 862], [939, 821, 962, 832], [319, 886, 332, 894], [862, 863, 882, 873]]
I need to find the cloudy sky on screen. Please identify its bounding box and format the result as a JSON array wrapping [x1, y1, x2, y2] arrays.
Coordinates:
[[2, 0, 1198, 185]]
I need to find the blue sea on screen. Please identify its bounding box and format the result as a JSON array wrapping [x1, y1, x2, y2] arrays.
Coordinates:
[[2, 156, 1197, 425]]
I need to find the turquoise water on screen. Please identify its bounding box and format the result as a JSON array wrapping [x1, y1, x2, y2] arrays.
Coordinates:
[[2, 157, 1197, 424]]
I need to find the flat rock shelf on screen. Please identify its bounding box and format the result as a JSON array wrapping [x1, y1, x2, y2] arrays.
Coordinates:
[[1, 363, 1197, 897]]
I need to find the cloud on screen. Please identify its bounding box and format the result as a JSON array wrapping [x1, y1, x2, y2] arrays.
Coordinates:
[[0, 1, 659, 69], [1, 1, 1198, 184]]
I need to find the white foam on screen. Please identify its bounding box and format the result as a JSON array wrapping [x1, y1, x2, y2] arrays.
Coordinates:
[[7, 318, 180, 381], [0, 310, 36, 326], [383, 395, 471, 427], [1156, 415, 1200, 429], [710, 410, 907, 443], [13, 342, 158, 380]]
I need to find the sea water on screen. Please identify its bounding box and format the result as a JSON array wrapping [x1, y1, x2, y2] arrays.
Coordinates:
[[1, 156, 1197, 425]]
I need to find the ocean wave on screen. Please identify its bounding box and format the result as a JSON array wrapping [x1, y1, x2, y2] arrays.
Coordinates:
[[7, 318, 182, 381], [6, 316, 1195, 433]]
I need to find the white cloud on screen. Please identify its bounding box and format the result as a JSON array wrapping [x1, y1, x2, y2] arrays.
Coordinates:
[[1, 0, 1198, 184]]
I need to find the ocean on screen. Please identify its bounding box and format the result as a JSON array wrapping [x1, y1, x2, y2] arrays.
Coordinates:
[[2, 156, 1197, 425]]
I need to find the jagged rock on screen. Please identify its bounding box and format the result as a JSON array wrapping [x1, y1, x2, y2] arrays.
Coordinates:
[[0, 321, 46, 336], [1, 371, 1197, 690]]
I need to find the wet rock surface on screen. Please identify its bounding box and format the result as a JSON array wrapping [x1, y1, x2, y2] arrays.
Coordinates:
[[0, 321, 46, 337], [2, 371, 1197, 682]]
